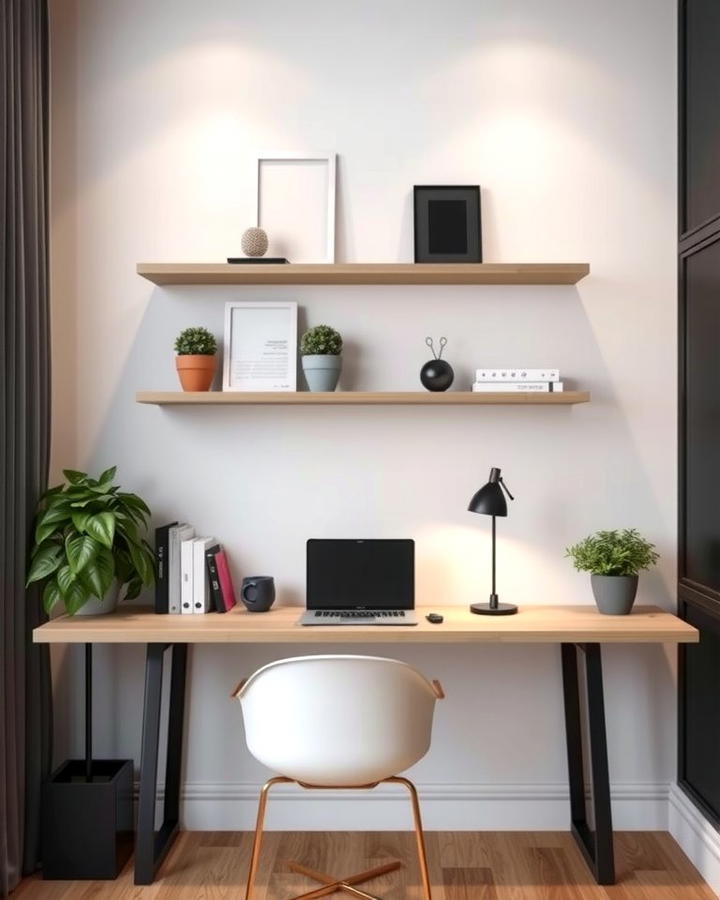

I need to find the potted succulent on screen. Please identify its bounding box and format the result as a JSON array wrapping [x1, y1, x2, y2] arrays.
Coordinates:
[[174, 326, 217, 391], [26, 467, 155, 615], [566, 528, 659, 615], [300, 324, 343, 391]]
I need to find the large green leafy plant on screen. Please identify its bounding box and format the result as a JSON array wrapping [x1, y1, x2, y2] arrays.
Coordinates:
[[566, 529, 659, 577], [27, 467, 155, 614]]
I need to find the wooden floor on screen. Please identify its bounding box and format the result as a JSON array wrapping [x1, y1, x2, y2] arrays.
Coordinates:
[[14, 831, 714, 899]]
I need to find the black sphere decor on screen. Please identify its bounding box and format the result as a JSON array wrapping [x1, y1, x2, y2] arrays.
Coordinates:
[[420, 359, 454, 391]]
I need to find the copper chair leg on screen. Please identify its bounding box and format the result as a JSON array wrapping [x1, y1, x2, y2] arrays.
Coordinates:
[[245, 776, 293, 900], [386, 777, 432, 900], [289, 860, 400, 900]]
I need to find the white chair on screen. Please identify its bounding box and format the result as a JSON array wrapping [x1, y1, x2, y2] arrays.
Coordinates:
[[231, 654, 444, 900]]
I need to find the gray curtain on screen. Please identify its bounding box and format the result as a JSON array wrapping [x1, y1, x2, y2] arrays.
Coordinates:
[[1, 0, 52, 894]]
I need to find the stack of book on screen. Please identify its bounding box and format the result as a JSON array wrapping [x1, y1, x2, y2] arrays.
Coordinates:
[[154, 522, 237, 614], [473, 368, 564, 393]]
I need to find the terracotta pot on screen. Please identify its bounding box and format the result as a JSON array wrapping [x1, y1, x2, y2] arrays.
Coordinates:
[[175, 354, 217, 391]]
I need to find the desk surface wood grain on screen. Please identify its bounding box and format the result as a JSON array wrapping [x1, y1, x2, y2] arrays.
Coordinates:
[[32, 604, 698, 645]]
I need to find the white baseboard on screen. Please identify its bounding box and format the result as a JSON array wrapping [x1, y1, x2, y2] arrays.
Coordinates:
[[669, 783, 720, 897], [151, 780, 670, 831]]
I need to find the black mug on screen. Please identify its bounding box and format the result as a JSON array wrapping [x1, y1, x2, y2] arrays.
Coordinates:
[[241, 576, 275, 612]]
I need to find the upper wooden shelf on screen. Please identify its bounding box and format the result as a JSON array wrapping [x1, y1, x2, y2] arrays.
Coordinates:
[[136, 391, 590, 406], [136, 262, 590, 286]]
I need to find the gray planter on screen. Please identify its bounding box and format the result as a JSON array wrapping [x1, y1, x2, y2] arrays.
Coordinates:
[[302, 354, 341, 391], [591, 574, 639, 615]]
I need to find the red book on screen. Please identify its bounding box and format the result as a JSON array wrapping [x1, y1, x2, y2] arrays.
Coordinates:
[[215, 550, 237, 612]]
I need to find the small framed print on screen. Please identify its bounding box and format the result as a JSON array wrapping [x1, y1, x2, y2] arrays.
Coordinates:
[[413, 185, 482, 263], [223, 301, 297, 392]]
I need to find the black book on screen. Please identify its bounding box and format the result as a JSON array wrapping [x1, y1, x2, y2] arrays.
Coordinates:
[[154, 522, 178, 614], [205, 544, 225, 613]]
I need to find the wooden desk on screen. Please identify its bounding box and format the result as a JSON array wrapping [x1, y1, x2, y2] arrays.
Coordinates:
[[34, 604, 697, 888], [33, 603, 696, 644]]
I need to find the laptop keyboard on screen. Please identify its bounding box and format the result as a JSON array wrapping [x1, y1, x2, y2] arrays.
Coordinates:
[[314, 610, 407, 619]]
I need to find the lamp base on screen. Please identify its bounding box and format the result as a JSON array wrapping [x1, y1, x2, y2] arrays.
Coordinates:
[[470, 601, 518, 616]]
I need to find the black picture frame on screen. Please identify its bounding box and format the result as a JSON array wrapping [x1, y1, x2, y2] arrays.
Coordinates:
[[413, 185, 482, 263]]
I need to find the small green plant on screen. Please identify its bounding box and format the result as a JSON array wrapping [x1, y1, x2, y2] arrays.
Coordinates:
[[566, 529, 659, 576], [300, 325, 343, 356], [174, 326, 217, 356], [26, 467, 155, 614]]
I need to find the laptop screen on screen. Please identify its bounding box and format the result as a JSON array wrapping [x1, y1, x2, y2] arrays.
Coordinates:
[[306, 539, 415, 610]]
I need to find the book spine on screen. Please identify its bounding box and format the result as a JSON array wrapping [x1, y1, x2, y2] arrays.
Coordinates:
[[475, 368, 560, 383], [192, 540, 209, 613], [168, 527, 181, 614], [206, 548, 225, 613], [180, 540, 195, 614], [472, 381, 564, 393], [154, 524, 175, 614], [215, 551, 237, 612]]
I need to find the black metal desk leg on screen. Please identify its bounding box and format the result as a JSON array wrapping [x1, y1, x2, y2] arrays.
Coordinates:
[[561, 642, 615, 885], [134, 643, 188, 885]]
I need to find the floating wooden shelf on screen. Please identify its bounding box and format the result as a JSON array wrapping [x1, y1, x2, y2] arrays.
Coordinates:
[[136, 262, 590, 286], [136, 391, 590, 406]]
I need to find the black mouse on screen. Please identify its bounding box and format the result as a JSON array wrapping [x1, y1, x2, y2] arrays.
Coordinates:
[[426, 613, 444, 624]]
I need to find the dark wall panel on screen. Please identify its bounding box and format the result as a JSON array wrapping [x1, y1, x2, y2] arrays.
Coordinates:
[[683, 237, 720, 590], [680, 602, 720, 821], [683, 0, 720, 234]]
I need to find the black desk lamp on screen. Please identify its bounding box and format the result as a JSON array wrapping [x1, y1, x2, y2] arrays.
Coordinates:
[[468, 467, 517, 616]]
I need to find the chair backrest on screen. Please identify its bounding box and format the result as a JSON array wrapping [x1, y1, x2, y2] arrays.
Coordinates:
[[234, 655, 439, 786]]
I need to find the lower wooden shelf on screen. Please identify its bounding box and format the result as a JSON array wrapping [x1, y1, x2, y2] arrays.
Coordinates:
[[136, 390, 589, 406]]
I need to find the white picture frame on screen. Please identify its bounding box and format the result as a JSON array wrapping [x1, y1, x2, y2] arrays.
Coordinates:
[[222, 301, 298, 392], [256, 151, 336, 263]]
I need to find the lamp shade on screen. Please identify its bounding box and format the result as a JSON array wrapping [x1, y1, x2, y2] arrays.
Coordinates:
[[468, 467, 508, 517]]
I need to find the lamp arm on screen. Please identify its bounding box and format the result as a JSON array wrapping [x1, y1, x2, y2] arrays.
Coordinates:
[[499, 477, 515, 501]]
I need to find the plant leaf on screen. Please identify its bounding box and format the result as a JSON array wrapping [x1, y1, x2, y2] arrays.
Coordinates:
[[62, 469, 88, 485], [128, 540, 154, 586], [71, 511, 91, 533], [98, 465, 117, 484], [26, 545, 62, 585], [34, 504, 72, 544], [42, 580, 62, 614], [64, 581, 89, 615], [81, 549, 114, 597], [86, 512, 116, 549], [65, 533, 100, 575], [123, 578, 143, 601], [56, 564, 77, 595], [118, 492, 151, 516]]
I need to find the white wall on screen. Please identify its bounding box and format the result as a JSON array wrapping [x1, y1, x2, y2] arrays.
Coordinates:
[[49, 0, 677, 829]]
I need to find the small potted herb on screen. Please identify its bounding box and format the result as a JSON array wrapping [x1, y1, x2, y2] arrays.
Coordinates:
[[174, 326, 217, 391], [300, 325, 343, 391], [26, 467, 155, 615], [566, 528, 659, 615]]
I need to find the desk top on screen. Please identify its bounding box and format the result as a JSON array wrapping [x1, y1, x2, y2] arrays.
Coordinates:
[[32, 604, 698, 645]]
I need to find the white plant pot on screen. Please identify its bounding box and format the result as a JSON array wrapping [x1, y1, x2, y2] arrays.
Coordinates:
[[75, 581, 121, 616], [302, 355, 342, 391]]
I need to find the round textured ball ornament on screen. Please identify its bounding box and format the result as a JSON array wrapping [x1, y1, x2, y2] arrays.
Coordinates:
[[420, 359, 454, 391], [241, 227, 269, 258]]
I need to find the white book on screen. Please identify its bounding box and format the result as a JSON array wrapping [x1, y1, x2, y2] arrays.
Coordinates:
[[192, 537, 215, 614], [475, 368, 560, 383], [180, 538, 197, 615], [168, 524, 194, 614], [472, 381, 565, 393]]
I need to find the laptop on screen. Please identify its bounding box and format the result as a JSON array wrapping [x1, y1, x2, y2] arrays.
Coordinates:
[[299, 539, 418, 625]]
